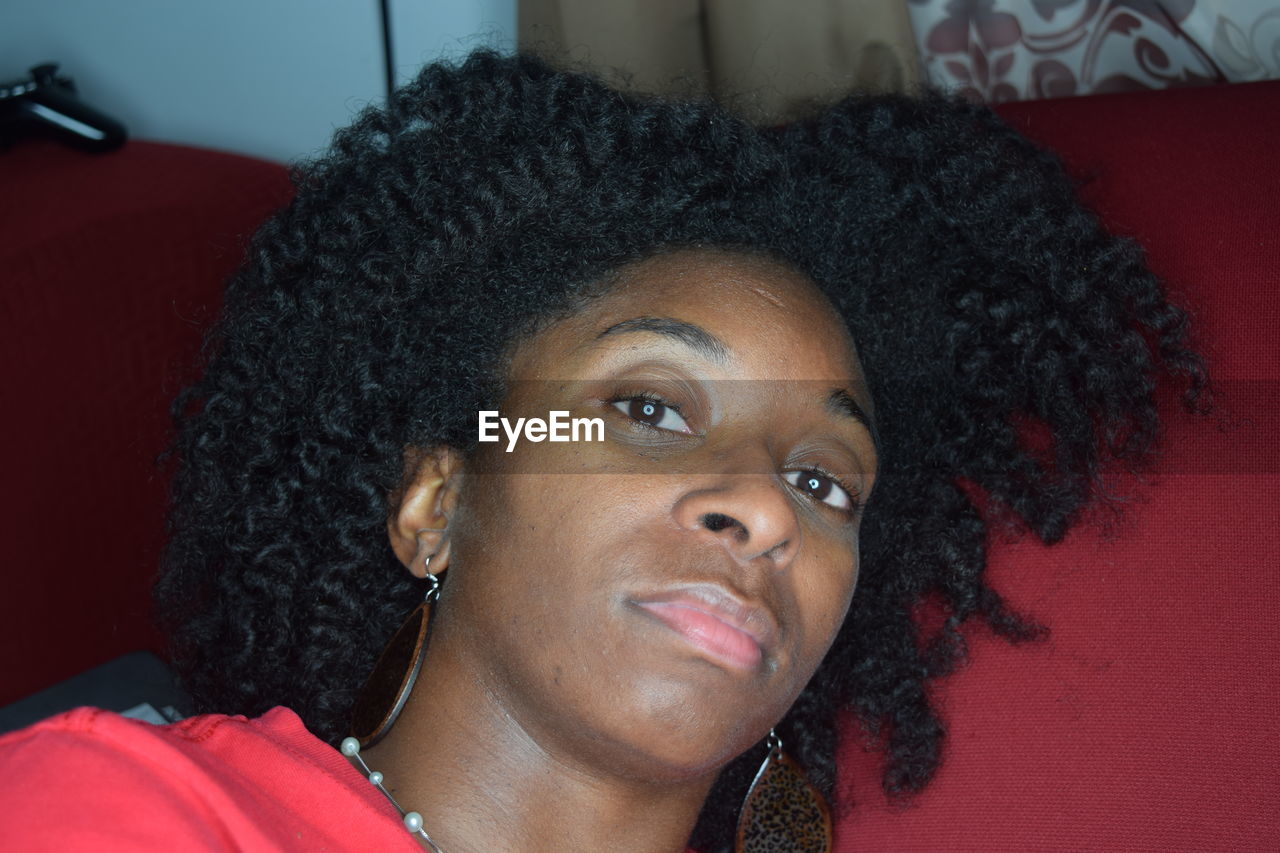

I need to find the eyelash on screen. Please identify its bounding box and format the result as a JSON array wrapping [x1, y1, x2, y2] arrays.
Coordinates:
[[607, 392, 865, 517]]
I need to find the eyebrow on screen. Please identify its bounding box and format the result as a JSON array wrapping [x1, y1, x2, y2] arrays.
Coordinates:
[[596, 316, 879, 454], [826, 388, 880, 455], [595, 316, 730, 365]]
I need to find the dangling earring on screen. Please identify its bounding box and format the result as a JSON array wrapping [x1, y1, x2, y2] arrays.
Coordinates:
[[349, 546, 445, 748], [735, 729, 832, 853]]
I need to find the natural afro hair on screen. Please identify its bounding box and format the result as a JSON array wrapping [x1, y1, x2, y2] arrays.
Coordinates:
[[154, 50, 1206, 852]]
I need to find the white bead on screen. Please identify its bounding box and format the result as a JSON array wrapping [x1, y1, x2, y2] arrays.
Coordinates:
[[368, 771, 383, 785], [340, 737, 360, 756], [403, 811, 424, 832]]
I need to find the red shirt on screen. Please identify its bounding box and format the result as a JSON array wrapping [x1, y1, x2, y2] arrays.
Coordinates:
[[0, 706, 704, 851], [0, 706, 423, 851]]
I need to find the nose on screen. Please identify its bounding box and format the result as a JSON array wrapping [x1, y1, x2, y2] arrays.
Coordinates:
[[672, 470, 801, 570]]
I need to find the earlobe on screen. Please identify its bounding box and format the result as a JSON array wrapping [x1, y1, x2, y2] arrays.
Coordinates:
[[386, 446, 464, 576]]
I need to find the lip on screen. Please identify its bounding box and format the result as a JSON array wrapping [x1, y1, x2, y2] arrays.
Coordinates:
[[632, 584, 780, 674]]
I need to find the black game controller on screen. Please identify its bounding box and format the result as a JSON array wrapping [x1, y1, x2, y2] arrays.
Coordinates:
[[1, 63, 127, 152]]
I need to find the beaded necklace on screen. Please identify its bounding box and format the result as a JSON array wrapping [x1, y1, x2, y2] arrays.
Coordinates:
[[341, 736, 446, 852]]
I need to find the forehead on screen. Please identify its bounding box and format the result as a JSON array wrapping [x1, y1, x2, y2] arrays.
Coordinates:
[[513, 249, 865, 385]]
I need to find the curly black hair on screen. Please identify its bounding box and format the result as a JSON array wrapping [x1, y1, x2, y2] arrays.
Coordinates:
[[154, 50, 1206, 851]]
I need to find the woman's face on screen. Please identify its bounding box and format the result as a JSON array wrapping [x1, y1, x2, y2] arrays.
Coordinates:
[[434, 248, 877, 782]]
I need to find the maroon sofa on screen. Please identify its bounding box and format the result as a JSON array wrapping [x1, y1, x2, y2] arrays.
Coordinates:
[[841, 81, 1280, 850], [1, 80, 1276, 850], [0, 142, 293, 711]]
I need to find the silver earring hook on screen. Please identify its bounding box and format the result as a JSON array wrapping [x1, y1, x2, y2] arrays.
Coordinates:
[[422, 555, 442, 602], [418, 524, 448, 602]]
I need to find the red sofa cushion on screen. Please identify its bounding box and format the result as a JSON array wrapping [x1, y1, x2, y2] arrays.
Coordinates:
[[0, 140, 293, 707], [838, 80, 1279, 851]]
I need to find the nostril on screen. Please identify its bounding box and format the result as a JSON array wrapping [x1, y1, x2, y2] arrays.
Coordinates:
[[701, 513, 749, 544], [701, 512, 734, 532]]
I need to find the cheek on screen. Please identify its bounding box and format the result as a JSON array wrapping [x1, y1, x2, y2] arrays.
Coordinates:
[[443, 473, 599, 684], [448, 472, 554, 607], [454, 474, 559, 565], [448, 468, 636, 611], [791, 547, 858, 669]]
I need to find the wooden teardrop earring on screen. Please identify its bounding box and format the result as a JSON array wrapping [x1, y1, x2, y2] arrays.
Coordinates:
[[735, 730, 833, 853], [349, 545, 445, 748]]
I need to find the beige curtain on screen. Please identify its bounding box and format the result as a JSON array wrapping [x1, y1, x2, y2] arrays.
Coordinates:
[[519, 0, 921, 122]]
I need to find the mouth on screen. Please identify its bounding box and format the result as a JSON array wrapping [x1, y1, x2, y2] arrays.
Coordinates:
[[632, 585, 778, 675]]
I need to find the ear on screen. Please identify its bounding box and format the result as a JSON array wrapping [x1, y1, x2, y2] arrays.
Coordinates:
[[387, 446, 465, 579]]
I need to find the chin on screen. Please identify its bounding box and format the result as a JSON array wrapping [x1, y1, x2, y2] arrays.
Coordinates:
[[585, 671, 778, 782]]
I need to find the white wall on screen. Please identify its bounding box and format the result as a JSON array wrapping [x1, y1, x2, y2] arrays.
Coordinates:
[[1, 0, 516, 164]]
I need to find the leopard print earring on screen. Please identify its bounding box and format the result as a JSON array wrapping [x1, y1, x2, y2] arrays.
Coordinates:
[[735, 730, 832, 853]]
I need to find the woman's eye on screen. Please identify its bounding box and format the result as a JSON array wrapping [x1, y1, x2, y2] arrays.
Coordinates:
[[783, 469, 857, 513], [611, 397, 694, 434]]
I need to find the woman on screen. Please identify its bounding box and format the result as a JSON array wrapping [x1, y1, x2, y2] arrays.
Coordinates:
[[0, 51, 1204, 852]]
